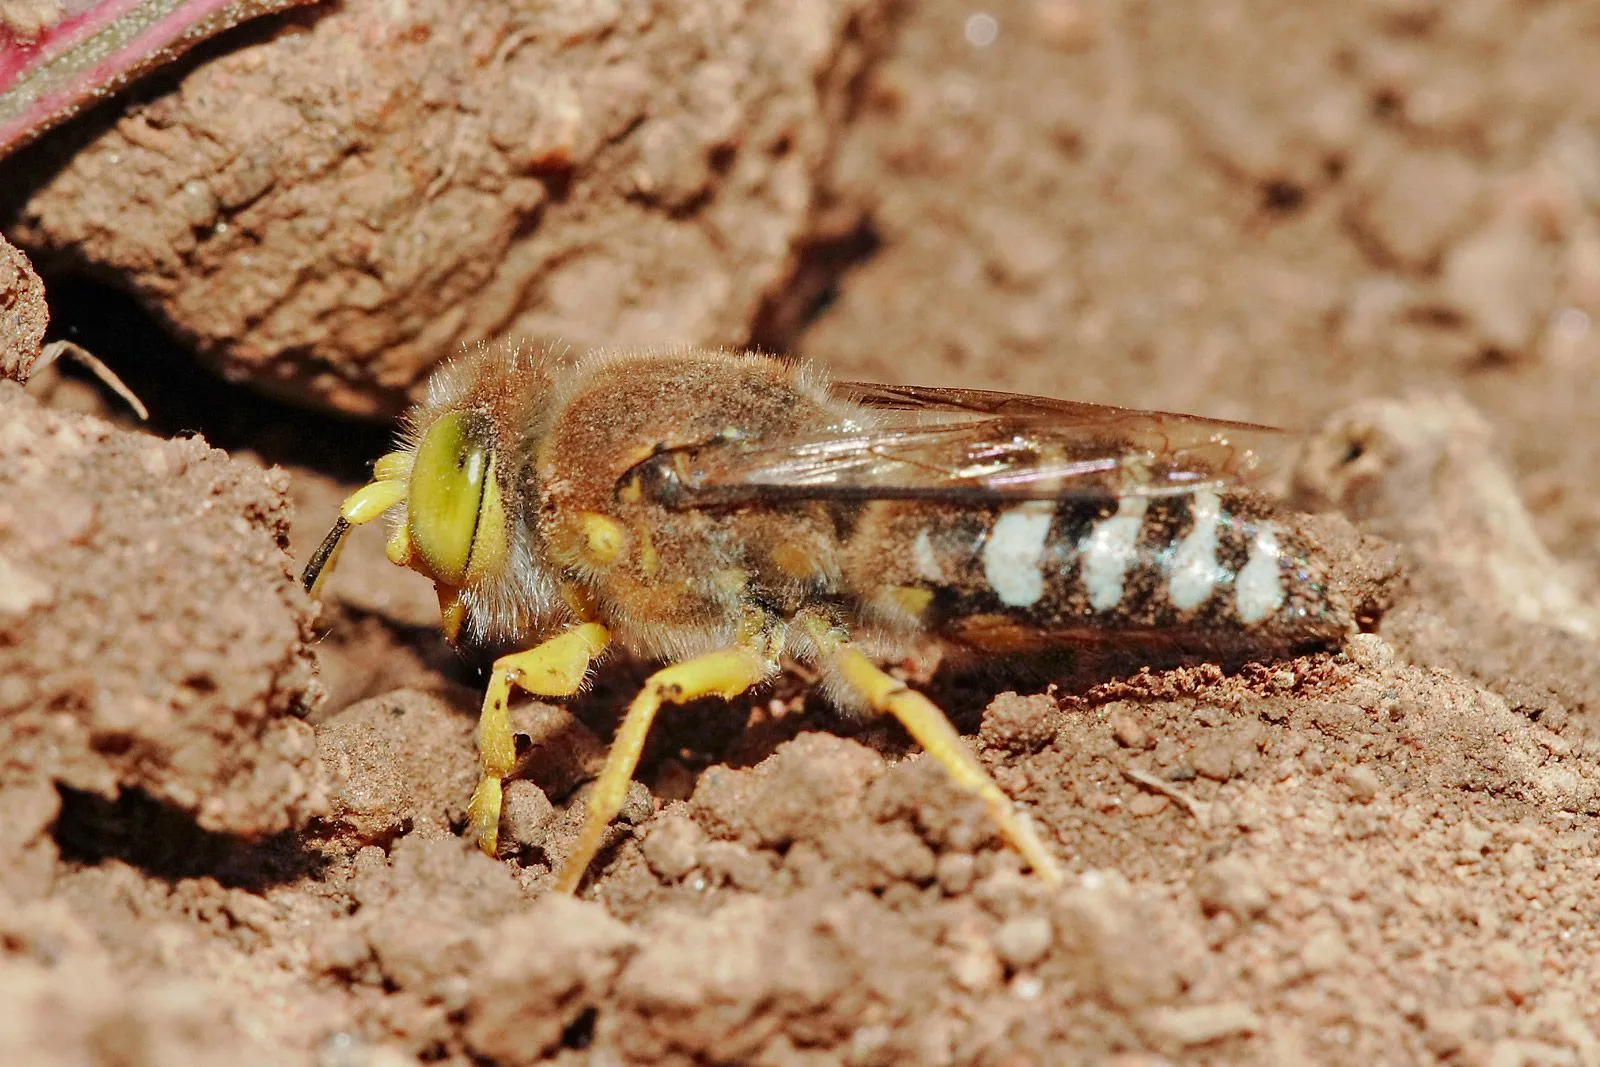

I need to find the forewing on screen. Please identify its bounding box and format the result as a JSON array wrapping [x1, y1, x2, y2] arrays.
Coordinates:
[[654, 381, 1298, 506]]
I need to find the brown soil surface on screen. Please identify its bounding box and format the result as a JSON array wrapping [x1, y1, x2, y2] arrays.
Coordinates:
[[2, 0, 890, 416], [2, 0, 1599, 1065], [0, 231, 45, 378]]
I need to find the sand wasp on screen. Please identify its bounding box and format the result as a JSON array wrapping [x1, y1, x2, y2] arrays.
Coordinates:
[[304, 342, 1354, 893]]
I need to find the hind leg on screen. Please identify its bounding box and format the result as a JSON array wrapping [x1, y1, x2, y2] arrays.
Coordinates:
[[809, 622, 1062, 886]]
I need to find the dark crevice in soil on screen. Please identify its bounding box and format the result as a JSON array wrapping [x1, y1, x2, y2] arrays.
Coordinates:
[[42, 278, 393, 481], [52, 784, 329, 890], [749, 214, 883, 353]]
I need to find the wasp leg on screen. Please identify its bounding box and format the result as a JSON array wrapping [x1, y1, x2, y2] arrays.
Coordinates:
[[553, 645, 776, 895], [468, 622, 611, 856], [824, 641, 1063, 888]]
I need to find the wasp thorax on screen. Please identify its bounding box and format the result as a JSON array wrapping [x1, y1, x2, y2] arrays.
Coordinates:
[[407, 410, 508, 589]]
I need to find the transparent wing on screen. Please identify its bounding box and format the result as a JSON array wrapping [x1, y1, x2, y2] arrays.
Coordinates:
[[646, 380, 1299, 507]]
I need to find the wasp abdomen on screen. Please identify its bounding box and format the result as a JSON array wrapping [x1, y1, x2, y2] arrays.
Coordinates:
[[851, 490, 1349, 650]]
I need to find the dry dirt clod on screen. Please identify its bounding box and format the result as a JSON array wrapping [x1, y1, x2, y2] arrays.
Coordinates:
[[1108, 703, 1154, 750], [992, 913, 1053, 969], [1341, 764, 1383, 804], [316, 689, 476, 847], [638, 811, 705, 883], [1144, 1002, 1263, 1048], [5, 0, 897, 417], [979, 692, 1058, 753], [8, 0, 1600, 1061], [0, 385, 324, 852], [463, 896, 638, 1066], [500, 779, 557, 853], [0, 233, 45, 382], [1193, 856, 1270, 922]]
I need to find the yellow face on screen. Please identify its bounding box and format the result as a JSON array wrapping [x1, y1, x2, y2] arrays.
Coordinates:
[[407, 412, 495, 586], [400, 411, 510, 641], [301, 409, 510, 645]]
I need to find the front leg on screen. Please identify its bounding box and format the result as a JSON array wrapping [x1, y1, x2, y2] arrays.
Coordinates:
[[553, 644, 777, 894], [467, 622, 611, 855]]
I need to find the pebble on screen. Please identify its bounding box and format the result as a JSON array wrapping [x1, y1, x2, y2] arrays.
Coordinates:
[[1300, 929, 1347, 974], [936, 852, 977, 896], [993, 914, 1053, 968], [639, 813, 704, 882], [1109, 706, 1152, 750], [1342, 765, 1382, 804], [1193, 857, 1269, 921], [1145, 1002, 1262, 1047], [501, 780, 556, 851]]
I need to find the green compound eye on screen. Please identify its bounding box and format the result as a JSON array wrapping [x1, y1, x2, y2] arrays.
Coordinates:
[[408, 411, 489, 586]]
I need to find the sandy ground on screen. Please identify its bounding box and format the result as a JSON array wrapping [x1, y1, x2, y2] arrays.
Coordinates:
[[2, 0, 1600, 1064]]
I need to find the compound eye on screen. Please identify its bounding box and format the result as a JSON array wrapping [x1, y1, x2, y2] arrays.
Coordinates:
[[408, 411, 488, 586]]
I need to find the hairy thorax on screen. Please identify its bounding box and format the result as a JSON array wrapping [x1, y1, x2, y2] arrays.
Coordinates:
[[533, 349, 853, 659]]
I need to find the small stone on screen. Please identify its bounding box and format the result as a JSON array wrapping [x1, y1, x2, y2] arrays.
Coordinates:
[[1127, 793, 1171, 818], [1146, 1002, 1262, 1047], [1193, 856, 1269, 921], [1110, 707, 1152, 750], [501, 780, 556, 851], [1342, 765, 1382, 804], [1345, 633, 1396, 672], [640, 813, 704, 882], [993, 914, 1053, 968], [1300, 929, 1346, 974], [936, 852, 977, 895]]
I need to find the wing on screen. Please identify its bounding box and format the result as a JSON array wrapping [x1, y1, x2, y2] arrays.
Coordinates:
[[645, 380, 1299, 507]]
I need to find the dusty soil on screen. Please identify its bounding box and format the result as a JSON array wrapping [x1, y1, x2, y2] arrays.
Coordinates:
[[2, 0, 891, 416], [2, 0, 1600, 1065], [0, 231, 45, 378]]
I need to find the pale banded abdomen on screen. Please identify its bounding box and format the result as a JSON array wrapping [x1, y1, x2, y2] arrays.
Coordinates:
[[845, 489, 1351, 651]]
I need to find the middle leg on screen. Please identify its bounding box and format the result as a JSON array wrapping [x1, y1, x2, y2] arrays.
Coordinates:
[[552, 643, 777, 895]]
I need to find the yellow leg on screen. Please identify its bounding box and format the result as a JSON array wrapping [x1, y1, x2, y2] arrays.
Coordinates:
[[552, 645, 774, 895], [828, 644, 1063, 887], [467, 622, 611, 855]]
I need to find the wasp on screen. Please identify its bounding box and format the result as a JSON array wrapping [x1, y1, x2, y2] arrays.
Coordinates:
[[303, 342, 1355, 893]]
